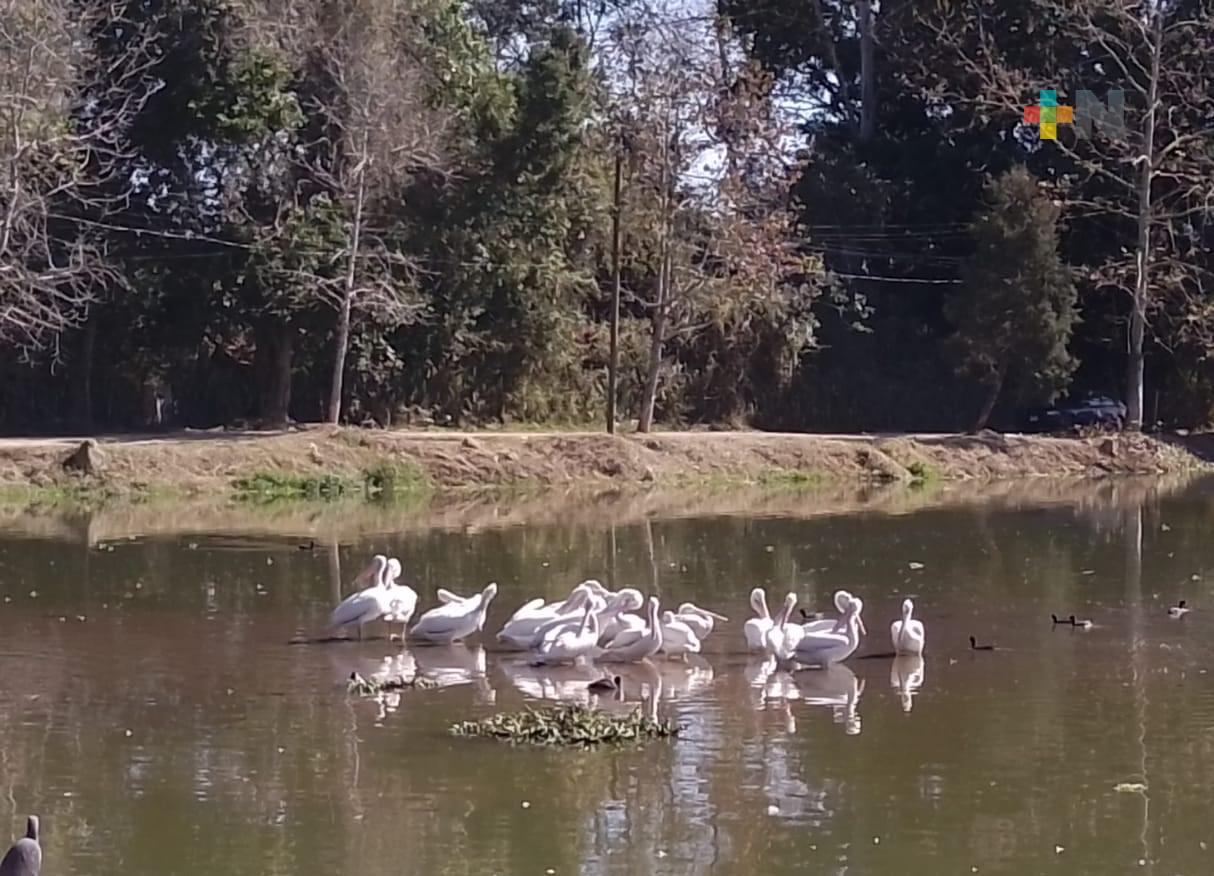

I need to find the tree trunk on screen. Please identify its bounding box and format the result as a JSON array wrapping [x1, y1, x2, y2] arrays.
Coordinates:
[[256, 321, 293, 427], [328, 137, 369, 425], [638, 125, 674, 435], [607, 150, 623, 435], [858, 0, 877, 143], [1127, 7, 1162, 432], [637, 251, 669, 433], [74, 314, 97, 432], [972, 365, 1005, 432]]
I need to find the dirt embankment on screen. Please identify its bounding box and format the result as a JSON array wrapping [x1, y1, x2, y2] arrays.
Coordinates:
[[0, 426, 1211, 499]]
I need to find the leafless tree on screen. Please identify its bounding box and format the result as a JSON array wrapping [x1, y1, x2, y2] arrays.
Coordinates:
[[607, 1, 820, 431], [0, 0, 157, 357]]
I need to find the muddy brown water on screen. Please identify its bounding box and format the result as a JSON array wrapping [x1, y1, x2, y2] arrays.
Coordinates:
[[3, 479, 1214, 875]]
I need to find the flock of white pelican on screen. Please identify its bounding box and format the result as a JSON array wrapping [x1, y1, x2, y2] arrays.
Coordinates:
[[325, 554, 928, 667]]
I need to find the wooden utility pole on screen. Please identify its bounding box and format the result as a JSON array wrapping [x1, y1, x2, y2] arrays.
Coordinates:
[[607, 149, 623, 434], [858, 0, 876, 142]]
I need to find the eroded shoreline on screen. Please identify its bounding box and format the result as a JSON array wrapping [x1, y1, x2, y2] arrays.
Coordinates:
[[1, 426, 1211, 505]]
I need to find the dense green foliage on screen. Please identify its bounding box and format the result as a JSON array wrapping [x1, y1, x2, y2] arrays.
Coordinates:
[[947, 168, 1078, 430], [3, 0, 1214, 432]]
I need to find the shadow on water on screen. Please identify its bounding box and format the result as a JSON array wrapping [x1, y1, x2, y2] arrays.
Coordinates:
[[3, 473, 1214, 874]]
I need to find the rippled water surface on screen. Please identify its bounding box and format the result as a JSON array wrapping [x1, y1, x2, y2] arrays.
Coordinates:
[[4, 479, 1214, 875]]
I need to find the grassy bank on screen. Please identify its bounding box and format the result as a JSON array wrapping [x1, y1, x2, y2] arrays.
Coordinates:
[[0, 426, 1210, 505]]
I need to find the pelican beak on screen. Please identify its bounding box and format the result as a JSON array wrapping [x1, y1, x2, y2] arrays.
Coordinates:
[[857, 616, 867, 636], [707, 610, 729, 622]]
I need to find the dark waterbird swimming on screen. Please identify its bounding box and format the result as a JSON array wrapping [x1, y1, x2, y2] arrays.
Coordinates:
[[588, 675, 621, 693], [1069, 614, 1093, 629], [0, 815, 41, 876], [969, 636, 995, 651]]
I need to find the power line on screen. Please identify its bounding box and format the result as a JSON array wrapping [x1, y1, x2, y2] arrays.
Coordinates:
[[44, 210, 968, 284], [828, 271, 961, 285]]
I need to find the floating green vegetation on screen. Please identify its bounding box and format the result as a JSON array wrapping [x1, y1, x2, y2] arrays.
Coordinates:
[[450, 703, 680, 747], [347, 672, 438, 695]]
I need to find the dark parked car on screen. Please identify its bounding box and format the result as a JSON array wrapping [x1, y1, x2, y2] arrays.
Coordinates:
[[1022, 395, 1127, 432]]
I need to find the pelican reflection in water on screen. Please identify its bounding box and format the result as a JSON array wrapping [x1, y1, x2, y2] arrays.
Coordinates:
[[890, 655, 925, 712], [498, 658, 603, 704], [794, 663, 864, 735]]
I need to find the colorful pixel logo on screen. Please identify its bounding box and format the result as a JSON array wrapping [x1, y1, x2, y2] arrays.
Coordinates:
[[1023, 90, 1072, 139], [1023, 88, 1126, 140]]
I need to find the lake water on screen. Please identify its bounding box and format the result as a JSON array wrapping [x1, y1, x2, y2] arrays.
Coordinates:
[[3, 478, 1214, 875]]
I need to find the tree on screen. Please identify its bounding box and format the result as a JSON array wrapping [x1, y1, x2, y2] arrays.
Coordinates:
[[900, 0, 1214, 431], [610, 2, 822, 432], [946, 167, 1078, 431], [0, 0, 155, 355], [266, 0, 449, 424]]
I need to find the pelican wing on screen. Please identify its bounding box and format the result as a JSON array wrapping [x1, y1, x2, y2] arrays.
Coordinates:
[[497, 614, 548, 643], [329, 589, 387, 629], [506, 597, 548, 623], [383, 585, 419, 622], [411, 593, 486, 641], [744, 617, 773, 650]]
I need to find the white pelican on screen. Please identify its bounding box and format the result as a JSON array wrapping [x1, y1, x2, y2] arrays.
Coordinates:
[[889, 598, 925, 656], [381, 558, 419, 642], [328, 554, 393, 639], [800, 590, 857, 634], [659, 610, 701, 659], [764, 593, 802, 659], [743, 588, 773, 651], [789, 597, 865, 667], [496, 581, 597, 650], [596, 588, 645, 645], [673, 602, 727, 641], [767, 590, 859, 654], [528, 593, 607, 649], [409, 582, 498, 644], [582, 579, 615, 600], [599, 596, 663, 663], [533, 602, 600, 665]]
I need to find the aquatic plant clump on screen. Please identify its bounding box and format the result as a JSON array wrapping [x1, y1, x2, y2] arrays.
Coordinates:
[[347, 672, 437, 695], [450, 703, 680, 747]]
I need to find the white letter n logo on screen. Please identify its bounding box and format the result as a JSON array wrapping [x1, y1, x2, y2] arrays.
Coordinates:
[[1075, 90, 1126, 139]]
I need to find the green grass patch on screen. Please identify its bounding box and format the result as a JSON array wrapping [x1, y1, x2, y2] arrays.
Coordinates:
[[906, 460, 941, 487], [233, 471, 354, 502], [667, 468, 833, 491], [0, 480, 131, 508], [362, 460, 429, 496], [450, 703, 680, 747], [233, 462, 430, 504], [754, 468, 830, 487]]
